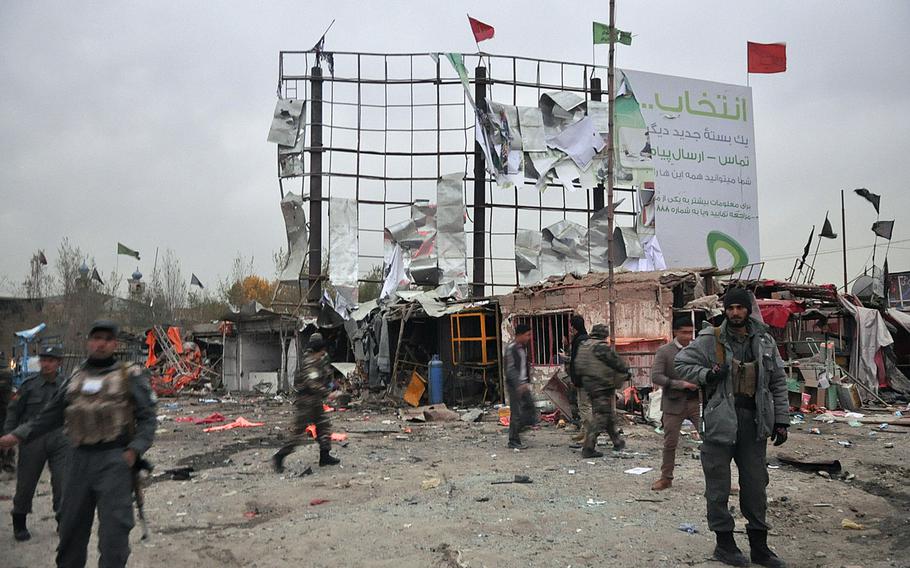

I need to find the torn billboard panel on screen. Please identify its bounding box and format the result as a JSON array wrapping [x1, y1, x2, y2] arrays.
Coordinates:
[[267, 99, 305, 146], [329, 197, 359, 301], [278, 192, 308, 283], [436, 173, 467, 284]]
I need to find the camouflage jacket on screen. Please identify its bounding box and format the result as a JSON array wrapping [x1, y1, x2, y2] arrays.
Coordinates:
[[293, 350, 333, 397]]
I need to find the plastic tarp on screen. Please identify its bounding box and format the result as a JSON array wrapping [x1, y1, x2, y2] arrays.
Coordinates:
[[15, 323, 45, 340], [756, 299, 805, 329], [839, 297, 894, 397]]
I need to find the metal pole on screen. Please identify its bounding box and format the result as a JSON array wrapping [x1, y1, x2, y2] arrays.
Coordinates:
[[308, 66, 324, 303], [472, 66, 487, 298], [606, 0, 617, 345], [841, 190, 848, 292], [589, 76, 605, 212]]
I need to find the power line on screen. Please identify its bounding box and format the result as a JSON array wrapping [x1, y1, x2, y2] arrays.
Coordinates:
[[761, 238, 910, 263]]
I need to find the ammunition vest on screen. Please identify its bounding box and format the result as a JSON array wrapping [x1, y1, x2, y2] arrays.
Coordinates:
[[64, 364, 134, 446], [574, 338, 620, 389], [731, 359, 758, 397]]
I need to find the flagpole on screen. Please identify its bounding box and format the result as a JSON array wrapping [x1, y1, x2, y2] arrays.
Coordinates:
[[841, 190, 848, 292], [871, 207, 880, 270], [746, 43, 750, 86], [606, 0, 617, 346], [467, 14, 482, 55]]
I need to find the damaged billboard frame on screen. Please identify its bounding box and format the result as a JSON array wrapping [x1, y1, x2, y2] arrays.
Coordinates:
[[270, 50, 759, 301]]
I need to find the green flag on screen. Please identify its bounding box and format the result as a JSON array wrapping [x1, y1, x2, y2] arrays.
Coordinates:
[[117, 242, 140, 260], [593, 21, 632, 45]]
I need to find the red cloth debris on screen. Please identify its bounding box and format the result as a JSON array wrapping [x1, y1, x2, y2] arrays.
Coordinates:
[[540, 411, 560, 423], [499, 416, 510, 427], [756, 299, 805, 329], [175, 412, 226, 425], [323, 404, 335, 412], [203, 416, 265, 433], [303, 424, 347, 441], [309, 499, 329, 506]]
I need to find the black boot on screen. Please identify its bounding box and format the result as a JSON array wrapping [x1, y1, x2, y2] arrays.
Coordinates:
[[12, 513, 30, 542], [581, 447, 603, 458], [272, 447, 292, 473], [712, 531, 749, 567], [319, 447, 340, 467], [748, 529, 787, 567]]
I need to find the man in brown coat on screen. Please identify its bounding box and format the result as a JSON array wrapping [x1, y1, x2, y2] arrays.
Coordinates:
[[651, 315, 699, 490]]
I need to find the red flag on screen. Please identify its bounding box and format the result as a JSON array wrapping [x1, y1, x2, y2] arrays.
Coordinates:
[[747, 42, 786, 73], [468, 16, 494, 43]]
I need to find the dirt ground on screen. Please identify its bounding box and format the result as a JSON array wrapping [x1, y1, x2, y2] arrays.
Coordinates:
[[2, 396, 908, 568]]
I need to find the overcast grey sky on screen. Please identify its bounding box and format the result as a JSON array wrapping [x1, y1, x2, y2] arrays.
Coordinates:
[[1, 1, 908, 294]]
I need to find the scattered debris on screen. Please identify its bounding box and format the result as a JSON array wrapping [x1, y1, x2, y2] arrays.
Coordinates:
[[624, 467, 653, 475], [841, 518, 864, 530], [776, 454, 842, 474], [491, 475, 532, 485], [677, 523, 699, 534], [460, 408, 484, 423], [422, 478, 442, 490], [309, 499, 329, 506], [203, 417, 265, 433], [161, 467, 194, 481]]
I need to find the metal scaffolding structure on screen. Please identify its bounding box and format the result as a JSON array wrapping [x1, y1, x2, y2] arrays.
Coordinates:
[[275, 50, 638, 301]]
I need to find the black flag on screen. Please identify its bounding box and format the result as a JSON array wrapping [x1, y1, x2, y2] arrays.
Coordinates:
[[190, 274, 204, 289], [872, 220, 894, 240], [37, 250, 48, 265], [820, 214, 837, 239], [91, 268, 104, 285], [854, 188, 881, 213], [798, 226, 814, 269]]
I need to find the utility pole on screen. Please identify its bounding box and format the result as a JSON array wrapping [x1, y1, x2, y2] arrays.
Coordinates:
[[606, 0, 617, 345]]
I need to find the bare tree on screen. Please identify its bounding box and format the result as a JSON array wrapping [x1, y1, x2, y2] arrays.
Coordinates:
[[23, 252, 55, 299], [148, 248, 187, 323], [218, 252, 255, 309]]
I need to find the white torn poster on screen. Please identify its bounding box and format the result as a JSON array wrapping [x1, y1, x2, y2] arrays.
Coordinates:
[[586, 100, 610, 133], [267, 99, 305, 146], [329, 198, 359, 297], [518, 106, 546, 152], [546, 116, 606, 169], [553, 159, 580, 193], [381, 244, 407, 300], [436, 173, 467, 284]]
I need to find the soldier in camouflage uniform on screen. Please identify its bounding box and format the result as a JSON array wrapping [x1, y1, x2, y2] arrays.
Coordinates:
[[575, 324, 630, 457], [272, 333, 340, 471]]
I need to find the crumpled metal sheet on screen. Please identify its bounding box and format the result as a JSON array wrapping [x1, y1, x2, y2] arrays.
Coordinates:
[[436, 173, 467, 284], [588, 207, 612, 273], [612, 226, 643, 265], [385, 219, 418, 245], [267, 99, 305, 146], [329, 198, 359, 295], [542, 220, 589, 276], [278, 192, 308, 283], [515, 229, 542, 286], [277, 101, 306, 178]]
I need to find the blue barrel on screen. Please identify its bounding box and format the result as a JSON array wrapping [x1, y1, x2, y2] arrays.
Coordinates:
[[428, 354, 444, 404]]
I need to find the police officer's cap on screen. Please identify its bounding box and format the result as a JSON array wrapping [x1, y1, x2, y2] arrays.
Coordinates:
[[39, 345, 64, 359], [308, 332, 326, 350], [590, 324, 610, 339], [89, 320, 120, 337]]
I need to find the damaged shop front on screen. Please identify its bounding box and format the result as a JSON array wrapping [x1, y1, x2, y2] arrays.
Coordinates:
[[346, 292, 503, 408], [498, 269, 711, 393]]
